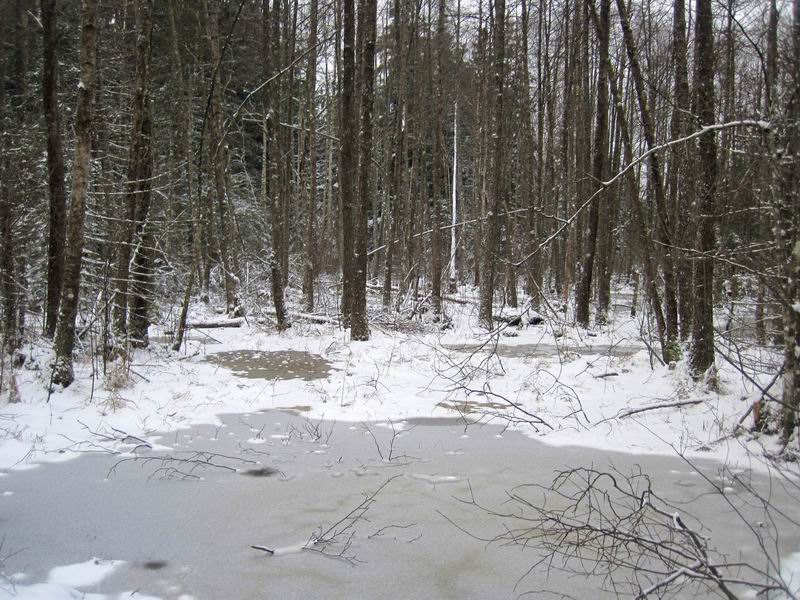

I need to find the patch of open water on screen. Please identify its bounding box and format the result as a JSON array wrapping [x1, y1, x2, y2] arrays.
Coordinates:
[[205, 350, 333, 381]]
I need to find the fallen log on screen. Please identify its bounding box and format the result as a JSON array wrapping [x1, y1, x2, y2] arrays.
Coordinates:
[[260, 309, 339, 326], [185, 317, 245, 329]]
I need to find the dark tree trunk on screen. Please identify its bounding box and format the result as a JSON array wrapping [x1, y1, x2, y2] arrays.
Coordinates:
[[382, 0, 405, 308], [479, 0, 506, 329], [339, 0, 357, 326], [350, 0, 378, 341], [263, 0, 289, 331], [122, 0, 154, 347], [301, 0, 319, 312], [616, 0, 680, 360], [429, 0, 447, 318], [41, 0, 67, 339], [689, 0, 719, 377], [576, 0, 610, 327], [780, 0, 800, 441], [53, 0, 97, 387], [205, 0, 238, 315], [668, 0, 694, 341], [0, 186, 16, 353]]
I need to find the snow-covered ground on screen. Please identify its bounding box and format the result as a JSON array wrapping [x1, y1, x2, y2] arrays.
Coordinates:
[[0, 288, 795, 599], [0, 288, 785, 473]]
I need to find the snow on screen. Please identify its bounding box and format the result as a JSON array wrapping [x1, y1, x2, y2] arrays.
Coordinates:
[[48, 559, 124, 588], [0, 583, 104, 600], [0, 585, 162, 600], [0, 559, 153, 600], [781, 551, 800, 598], [0, 288, 788, 476]]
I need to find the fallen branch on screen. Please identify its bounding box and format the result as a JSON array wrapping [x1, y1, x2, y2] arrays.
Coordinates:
[[261, 309, 339, 325], [613, 399, 704, 420], [166, 318, 245, 334], [593, 371, 619, 379], [251, 475, 402, 563]]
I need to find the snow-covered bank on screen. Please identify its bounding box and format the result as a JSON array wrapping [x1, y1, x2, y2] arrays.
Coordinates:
[[0, 290, 786, 473]]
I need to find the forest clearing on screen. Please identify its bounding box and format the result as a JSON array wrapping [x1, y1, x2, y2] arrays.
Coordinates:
[[0, 0, 798, 597]]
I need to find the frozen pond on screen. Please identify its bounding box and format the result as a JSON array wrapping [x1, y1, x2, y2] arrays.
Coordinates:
[[2, 410, 798, 599], [205, 350, 334, 381]]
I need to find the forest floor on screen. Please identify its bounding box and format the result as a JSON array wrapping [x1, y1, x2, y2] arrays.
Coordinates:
[[0, 286, 797, 599]]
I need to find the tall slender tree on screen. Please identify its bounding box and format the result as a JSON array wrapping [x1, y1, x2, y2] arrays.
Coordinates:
[[478, 0, 506, 329], [689, 0, 719, 377], [301, 0, 319, 311], [52, 0, 98, 386], [350, 0, 378, 340], [41, 0, 67, 339], [340, 0, 357, 326]]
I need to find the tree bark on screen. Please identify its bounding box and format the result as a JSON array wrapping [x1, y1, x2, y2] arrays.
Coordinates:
[[479, 0, 506, 329], [53, 0, 97, 387], [689, 0, 719, 377], [122, 0, 154, 347], [382, 0, 405, 308], [668, 0, 694, 341], [430, 0, 447, 318], [780, 0, 800, 441], [205, 0, 239, 315], [263, 0, 289, 331], [41, 0, 67, 339], [616, 0, 680, 360], [339, 0, 357, 326], [350, 0, 378, 341], [301, 0, 319, 311], [576, 0, 610, 327]]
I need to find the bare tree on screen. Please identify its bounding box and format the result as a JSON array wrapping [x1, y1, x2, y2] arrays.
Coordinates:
[[575, 0, 610, 327], [478, 0, 506, 329], [205, 0, 239, 316], [52, 0, 98, 387], [116, 0, 154, 347], [350, 0, 378, 341], [339, 0, 357, 327], [689, 0, 719, 378], [301, 0, 319, 312], [41, 0, 67, 340], [779, 0, 800, 441]]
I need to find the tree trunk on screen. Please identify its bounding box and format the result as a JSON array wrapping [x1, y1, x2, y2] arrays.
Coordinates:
[[339, 0, 357, 326], [263, 0, 289, 331], [0, 185, 16, 353], [382, 0, 405, 308], [430, 0, 447, 318], [667, 0, 694, 341], [350, 0, 378, 341], [53, 0, 97, 387], [587, 0, 669, 359], [122, 0, 154, 347], [780, 0, 800, 442], [205, 0, 238, 315], [689, 0, 719, 377], [41, 0, 67, 339], [301, 0, 319, 311], [616, 0, 680, 360], [576, 0, 610, 327], [478, 0, 506, 329]]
